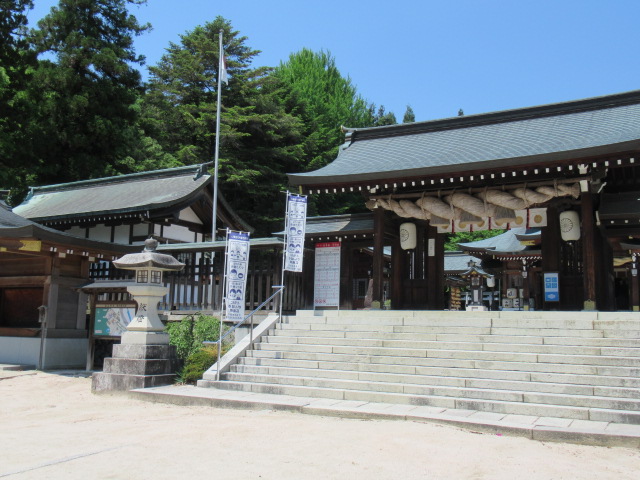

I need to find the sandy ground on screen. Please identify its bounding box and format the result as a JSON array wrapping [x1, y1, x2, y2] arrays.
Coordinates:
[[0, 371, 639, 480]]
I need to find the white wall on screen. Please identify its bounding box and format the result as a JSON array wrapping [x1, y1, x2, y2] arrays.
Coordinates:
[[163, 223, 196, 243], [67, 226, 86, 238], [114, 225, 129, 244], [179, 207, 203, 224], [0, 337, 88, 369], [88, 224, 111, 242]]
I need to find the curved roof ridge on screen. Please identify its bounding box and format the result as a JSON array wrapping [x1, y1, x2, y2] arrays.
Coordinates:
[[30, 165, 207, 194], [343, 89, 640, 142]]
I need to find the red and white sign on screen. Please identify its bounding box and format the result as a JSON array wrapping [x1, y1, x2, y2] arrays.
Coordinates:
[[314, 242, 341, 307]]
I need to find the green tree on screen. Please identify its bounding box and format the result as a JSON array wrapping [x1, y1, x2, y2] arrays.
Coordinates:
[[0, 0, 37, 198], [274, 49, 376, 172], [275, 49, 380, 216], [25, 0, 149, 186], [143, 17, 305, 235], [374, 105, 397, 126], [402, 105, 416, 123]]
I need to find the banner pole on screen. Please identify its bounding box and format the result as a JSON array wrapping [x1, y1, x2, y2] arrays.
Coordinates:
[[216, 227, 230, 381], [279, 191, 290, 322]]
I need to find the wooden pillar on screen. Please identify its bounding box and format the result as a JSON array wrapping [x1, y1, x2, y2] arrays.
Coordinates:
[[391, 234, 404, 309], [542, 206, 560, 310], [372, 207, 385, 304], [581, 189, 597, 310], [522, 266, 531, 310], [340, 242, 353, 310], [631, 255, 640, 312], [425, 225, 444, 309]]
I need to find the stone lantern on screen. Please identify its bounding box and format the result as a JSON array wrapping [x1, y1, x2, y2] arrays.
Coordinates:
[[92, 239, 185, 393], [113, 238, 185, 345], [460, 260, 494, 312]]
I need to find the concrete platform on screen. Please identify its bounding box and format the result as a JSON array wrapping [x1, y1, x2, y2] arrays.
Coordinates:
[[130, 384, 640, 448]]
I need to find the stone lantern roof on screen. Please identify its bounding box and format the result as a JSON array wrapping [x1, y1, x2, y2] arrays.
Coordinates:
[[460, 260, 493, 279], [113, 238, 185, 271]]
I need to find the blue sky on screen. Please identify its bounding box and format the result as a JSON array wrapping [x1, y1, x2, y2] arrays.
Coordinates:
[[26, 0, 640, 123]]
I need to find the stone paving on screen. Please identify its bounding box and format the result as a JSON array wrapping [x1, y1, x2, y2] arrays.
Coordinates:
[[131, 383, 640, 448]]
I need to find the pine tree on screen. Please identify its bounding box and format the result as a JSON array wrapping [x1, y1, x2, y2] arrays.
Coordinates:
[[142, 17, 305, 235], [26, 0, 149, 184]]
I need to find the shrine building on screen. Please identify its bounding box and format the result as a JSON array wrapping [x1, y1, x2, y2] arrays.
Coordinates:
[[288, 90, 640, 312]]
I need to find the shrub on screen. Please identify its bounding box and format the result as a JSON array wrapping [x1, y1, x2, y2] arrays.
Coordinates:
[[179, 343, 232, 384], [165, 314, 226, 361]]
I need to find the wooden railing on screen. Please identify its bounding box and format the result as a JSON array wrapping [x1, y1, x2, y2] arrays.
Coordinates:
[[88, 250, 311, 313]]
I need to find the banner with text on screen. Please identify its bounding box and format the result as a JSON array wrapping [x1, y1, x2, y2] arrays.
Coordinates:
[[314, 242, 341, 308], [284, 194, 307, 272], [225, 231, 251, 322]]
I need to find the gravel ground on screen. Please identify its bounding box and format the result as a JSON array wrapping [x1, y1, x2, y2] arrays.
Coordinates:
[[1, 371, 639, 480]]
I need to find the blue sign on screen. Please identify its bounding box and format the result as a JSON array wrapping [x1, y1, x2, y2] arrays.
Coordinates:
[[544, 272, 560, 302]]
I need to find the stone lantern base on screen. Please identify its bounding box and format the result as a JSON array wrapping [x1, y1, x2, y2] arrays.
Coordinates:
[[92, 343, 179, 393]]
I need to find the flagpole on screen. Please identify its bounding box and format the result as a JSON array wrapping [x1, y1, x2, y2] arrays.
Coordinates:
[[211, 29, 224, 242]]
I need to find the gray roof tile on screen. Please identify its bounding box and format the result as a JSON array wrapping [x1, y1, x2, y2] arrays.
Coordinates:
[[289, 90, 640, 186], [14, 166, 210, 221]]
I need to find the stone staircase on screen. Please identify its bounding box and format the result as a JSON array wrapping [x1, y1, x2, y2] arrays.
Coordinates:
[[198, 310, 640, 424]]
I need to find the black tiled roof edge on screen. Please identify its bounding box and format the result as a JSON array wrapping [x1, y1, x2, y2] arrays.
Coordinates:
[[343, 89, 640, 142]]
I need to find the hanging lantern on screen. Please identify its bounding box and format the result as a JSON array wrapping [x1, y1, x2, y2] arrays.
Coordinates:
[[399, 222, 417, 250], [486, 276, 495, 288], [559, 210, 580, 241]]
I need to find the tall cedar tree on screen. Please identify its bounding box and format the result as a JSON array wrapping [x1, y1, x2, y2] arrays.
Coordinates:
[[143, 17, 305, 235], [26, 0, 149, 186], [274, 49, 381, 216], [0, 1, 37, 200]]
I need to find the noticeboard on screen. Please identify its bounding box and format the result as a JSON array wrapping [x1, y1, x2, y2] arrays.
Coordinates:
[[313, 242, 341, 308], [94, 303, 136, 337]]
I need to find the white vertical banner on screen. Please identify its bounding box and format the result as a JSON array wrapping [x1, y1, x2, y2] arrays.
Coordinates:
[[314, 242, 341, 308], [284, 193, 307, 272], [224, 231, 250, 322]]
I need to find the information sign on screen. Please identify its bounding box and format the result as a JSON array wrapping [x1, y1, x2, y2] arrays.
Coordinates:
[[225, 231, 250, 322], [544, 272, 560, 302], [314, 242, 341, 307]]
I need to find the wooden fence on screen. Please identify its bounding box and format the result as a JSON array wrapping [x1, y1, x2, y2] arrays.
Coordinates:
[[88, 249, 311, 314]]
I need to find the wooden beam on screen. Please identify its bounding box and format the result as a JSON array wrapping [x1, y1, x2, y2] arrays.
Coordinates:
[[372, 207, 385, 303], [581, 189, 597, 309]]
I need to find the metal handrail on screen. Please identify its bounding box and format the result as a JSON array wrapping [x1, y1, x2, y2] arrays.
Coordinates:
[[204, 285, 285, 381]]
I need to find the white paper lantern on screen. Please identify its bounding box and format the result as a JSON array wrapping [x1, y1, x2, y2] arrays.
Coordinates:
[[399, 222, 417, 250], [559, 210, 580, 241]]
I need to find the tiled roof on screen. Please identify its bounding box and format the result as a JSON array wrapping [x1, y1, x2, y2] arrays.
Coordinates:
[[0, 207, 136, 254], [289, 90, 640, 186], [444, 253, 480, 273], [458, 228, 540, 254], [13, 165, 210, 221], [274, 213, 374, 237]]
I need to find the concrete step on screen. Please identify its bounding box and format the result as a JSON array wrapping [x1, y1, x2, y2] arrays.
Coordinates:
[[202, 310, 640, 425], [205, 379, 640, 424], [246, 349, 640, 376], [222, 372, 640, 411], [274, 328, 640, 348], [239, 356, 640, 387], [283, 321, 631, 339], [232, 363, 640, 398], [264, 335, 628, 356], [254, 342, 640, 367]]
